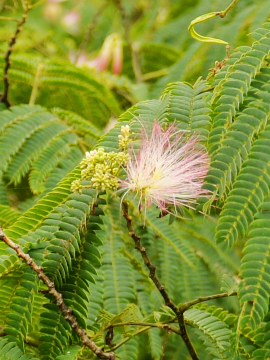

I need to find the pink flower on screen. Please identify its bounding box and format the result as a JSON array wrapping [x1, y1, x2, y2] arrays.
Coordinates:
[[120, 121, 210, 216], [62, 11, 80, 34], [87, 33, 123, 74], [112, 37, 123, 75]]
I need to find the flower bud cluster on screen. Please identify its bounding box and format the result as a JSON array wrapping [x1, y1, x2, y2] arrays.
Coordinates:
[[71, 125, 131, 194], [118, 125, 131, 150], [71, 147, 129, 194]]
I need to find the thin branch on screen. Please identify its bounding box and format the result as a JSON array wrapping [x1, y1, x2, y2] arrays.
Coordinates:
[[0, 16, 20, 22], [76, 2, 107, 64], [0, 2, 31, 107], [91, 321, 180, 352], [122, 202, 178, 312], [179, 291, 238, 313], [0, 228, 116, 360], [109, 323, 179, 351], [101, 321, 180, 336], [112, 0, 142, 83], [122, 201, 199, 360]]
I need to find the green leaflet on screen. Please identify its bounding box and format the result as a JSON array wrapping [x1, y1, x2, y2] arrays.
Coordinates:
[[161, 79, 212, 143], [0, 206, 21, 228], [99, 78, 211, 153], [32, 191, 104, 359], [203, 22, 270, 203], [238, 197, 270, 330], [0, 56, 121, 127], [215, 126, 270, 248], [0, 338, 38, 359], [185, 306, 232, 359], [98, 98, 168, 152], [0, 105, 100, 196]]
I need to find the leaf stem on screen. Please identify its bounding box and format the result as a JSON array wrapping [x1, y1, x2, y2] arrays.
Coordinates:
[[0, 227, 116, 360]]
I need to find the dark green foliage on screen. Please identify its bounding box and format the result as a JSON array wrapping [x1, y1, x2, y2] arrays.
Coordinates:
[[0, 57, 121, 128], [0, 338, 38, 359]]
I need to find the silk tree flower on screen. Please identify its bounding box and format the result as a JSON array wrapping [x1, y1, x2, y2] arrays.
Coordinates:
[[87, 33, 123, 74], [120, 121, 210, 216]]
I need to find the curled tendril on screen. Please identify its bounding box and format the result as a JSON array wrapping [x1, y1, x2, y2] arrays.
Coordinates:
[[188, 12, 229, 45]]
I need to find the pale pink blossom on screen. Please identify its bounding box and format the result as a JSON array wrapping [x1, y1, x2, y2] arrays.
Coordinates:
[[87, 33, 123, 74], [112, 37, 123, 75], [120, 121, 210, 216], [62, 11, 80, 34], [98, 35, 114, 71]]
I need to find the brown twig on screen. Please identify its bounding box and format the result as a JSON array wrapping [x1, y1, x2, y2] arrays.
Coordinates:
[[112, 0, 142, 83], [0, 2, 31, 107], [109, 322, 178, 351], [76, 2, 107, 64], [180, 291, 237, 313], [122, 201, 199, 360], [99, 321, 180, 336], [206, 45, 231, 81], [0, 228, 116, 360]]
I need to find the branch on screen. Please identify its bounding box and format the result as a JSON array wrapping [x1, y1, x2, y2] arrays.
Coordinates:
[[110, 322, 179, 351], [112, 0, 142, 83], [179, 291, 238, 313], [0, 17, 20, 22], [122, 201, 199, 360], [122, 202, 177, 311], [102, 321, 180, 335], [90, 320, 180, 352], [0, 2, 31, 107], [0, 228, 116, 360]]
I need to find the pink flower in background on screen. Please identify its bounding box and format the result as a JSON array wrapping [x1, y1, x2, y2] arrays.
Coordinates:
[[88, 33, 123, 74], [62, 10, 81, 34], [112, 36, 123, 75], [120, 121, 210, 216], [96, 35, 113, 71]]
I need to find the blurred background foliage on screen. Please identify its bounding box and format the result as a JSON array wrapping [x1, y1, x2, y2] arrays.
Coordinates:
[[1, 0, 270, 118]]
